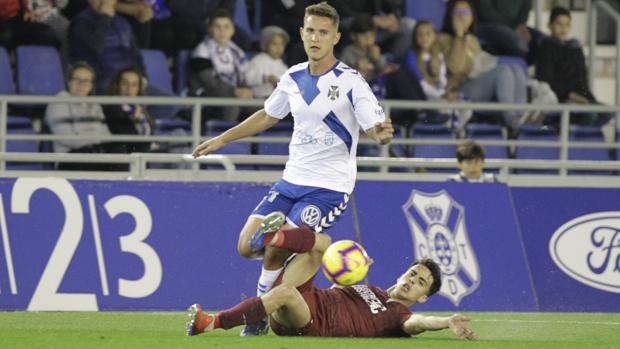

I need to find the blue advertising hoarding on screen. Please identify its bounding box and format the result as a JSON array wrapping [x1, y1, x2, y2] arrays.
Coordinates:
[[512, 188, 620, 312], [0, 177, 618, 312]]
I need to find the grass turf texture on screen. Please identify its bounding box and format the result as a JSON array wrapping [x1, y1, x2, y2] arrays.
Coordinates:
[[0, 311, 619, 349]]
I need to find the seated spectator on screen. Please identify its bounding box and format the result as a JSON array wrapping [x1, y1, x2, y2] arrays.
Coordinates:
[[340, 14, 388, 85], [535, 6, 612, 127], [103, 67, 155, 153], [410, 20, 472, 128], [447, 140, 498, 183], [69, 0, 143, 93], [245, 26, 289, 99], [189, 8, 252, 121], [332, 0, 415, 63], [438, 0, 527, 132], [472, 0, 543, 64], [45, 62, 126, 170], [0, 0, 61, 49], [45, 62, 112, 153]]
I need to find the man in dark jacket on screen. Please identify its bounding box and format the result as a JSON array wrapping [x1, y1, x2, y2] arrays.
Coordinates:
[[69, 0, 144, 93]]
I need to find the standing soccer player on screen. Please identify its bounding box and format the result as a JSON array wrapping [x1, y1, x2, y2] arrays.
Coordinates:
[[191, 2, 393, 336]]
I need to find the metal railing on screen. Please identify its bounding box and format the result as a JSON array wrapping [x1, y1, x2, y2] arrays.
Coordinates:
[[0, 94, 618, 179], [588, 0, 620, 104]]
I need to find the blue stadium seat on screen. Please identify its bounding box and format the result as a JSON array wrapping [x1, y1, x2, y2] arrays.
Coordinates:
[[6, 116, 42, 170], [404, 0, 446, 29], [141, 49, 173, 94], [465, 123, 508, 160], [234, 0, 258, 41], [0, 46, 16, 94], [16, 46, 64, 95], [568, 125, 611, 175], [176, 50, 190, 96], [515, 125, 559, 174], [411, 123, 456, 173]]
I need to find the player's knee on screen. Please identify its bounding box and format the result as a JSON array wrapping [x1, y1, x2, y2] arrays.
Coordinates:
[[264, 246, 292, 265], [273, 284, 298, 304]]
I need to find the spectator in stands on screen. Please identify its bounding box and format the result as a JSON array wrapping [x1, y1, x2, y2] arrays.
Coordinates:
[[260, 0, 316, 65], [189, 8, 252, 121], [439, 0, 527, 132], [246, 26, 289, 99], [331, 0, 415, 62], [45, 62, 112, 154], [409, 20, 472, 128], [114, 0, 155, 48], [45, 62, 127, 170], [535, 6, 612, 127], [340, 14, 388, 84], [103, 66, 154, 153], [69, 0, 144, 93], [472, 0, 542, 64], [0, 0, 62, 49], [448, 140, 498, 183]]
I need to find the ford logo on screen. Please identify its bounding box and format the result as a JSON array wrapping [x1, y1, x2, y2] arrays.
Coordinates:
[[549, 212, 620, 293]]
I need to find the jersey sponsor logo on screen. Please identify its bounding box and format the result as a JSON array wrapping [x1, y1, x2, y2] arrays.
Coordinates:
[[402, 190, 480, 306], [328, 85, 340, 100], [549, 212, 620, 293], [351, 285, 387, 314], [301, 205, 322, 226]]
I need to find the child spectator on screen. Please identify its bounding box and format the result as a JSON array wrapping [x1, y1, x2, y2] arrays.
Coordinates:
[[447, 140, 498, 183], [189, 8, 252, 121], [535, 6, 612, 127], [45, 62, 112, 154], [103, 67, 155, 153], [245, 26, 289, 99], [340, 14, 387, 84]]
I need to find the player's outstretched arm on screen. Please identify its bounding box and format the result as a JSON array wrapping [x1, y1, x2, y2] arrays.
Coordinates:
[[402, 313, 478, 340], [365, 119, 394, 145], [192, 109, 280, 158]]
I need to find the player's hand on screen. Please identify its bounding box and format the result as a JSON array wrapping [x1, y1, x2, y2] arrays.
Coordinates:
[[373, 119, 394, 145], [448, 314, 478, 341], [192, 136, 225, 158]]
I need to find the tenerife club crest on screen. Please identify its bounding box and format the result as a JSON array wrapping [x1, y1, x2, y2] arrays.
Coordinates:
[[328, 85, 340, 100], [402, 190, 480, 306]]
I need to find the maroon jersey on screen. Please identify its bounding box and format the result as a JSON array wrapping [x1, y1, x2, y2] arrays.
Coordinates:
[[272, 282, 412, 337]]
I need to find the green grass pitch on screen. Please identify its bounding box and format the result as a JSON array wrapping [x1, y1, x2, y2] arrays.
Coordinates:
[[0, 311, 619, 349]]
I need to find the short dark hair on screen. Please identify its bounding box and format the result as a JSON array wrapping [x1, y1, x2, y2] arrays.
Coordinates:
[[350, 14, 374, 34], [67, 61, 95, 81], [411, 259, 442, 296], [207, 8, 233, 26], [549, 6, 571, 24], [305, 1, 339, 28], [456, 140, 485, 163]]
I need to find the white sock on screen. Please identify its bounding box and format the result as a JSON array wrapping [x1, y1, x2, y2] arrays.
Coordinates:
[[256, 266, 284, 297]]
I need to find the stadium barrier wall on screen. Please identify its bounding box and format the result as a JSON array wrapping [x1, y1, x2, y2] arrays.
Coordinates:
[[0, 178, 618, 312]]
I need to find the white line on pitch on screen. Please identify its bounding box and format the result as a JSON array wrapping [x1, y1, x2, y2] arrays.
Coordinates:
[[476, 319, 620, 326], [0, 193, 17, 295], [88, 195, 109, 296]]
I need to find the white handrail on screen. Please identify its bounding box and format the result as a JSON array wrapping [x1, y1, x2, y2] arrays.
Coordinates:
[[588, 0, 620, 105]]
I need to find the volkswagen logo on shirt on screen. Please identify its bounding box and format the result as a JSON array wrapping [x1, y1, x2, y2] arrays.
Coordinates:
[[301, 205, 322, 227]]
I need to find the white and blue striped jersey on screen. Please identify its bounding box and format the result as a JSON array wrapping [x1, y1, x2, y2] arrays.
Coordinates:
[[264, 61, 385, 193]]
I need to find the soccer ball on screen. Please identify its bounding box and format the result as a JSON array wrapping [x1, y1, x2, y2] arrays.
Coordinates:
[[322, 240, 372, 286]]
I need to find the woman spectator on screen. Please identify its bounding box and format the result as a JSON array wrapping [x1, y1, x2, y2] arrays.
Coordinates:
[[103, 67, 155, 153], [438, 0, 527, 132]]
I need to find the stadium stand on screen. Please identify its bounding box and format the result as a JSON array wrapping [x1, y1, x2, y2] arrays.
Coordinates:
[[0, 47, 16, 95], [465, 123, 509, 160], [16, 46, 64, 96], [404, 0, 446, 29], [141, 49, 174, 95], [514, 124, 560, 174]]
